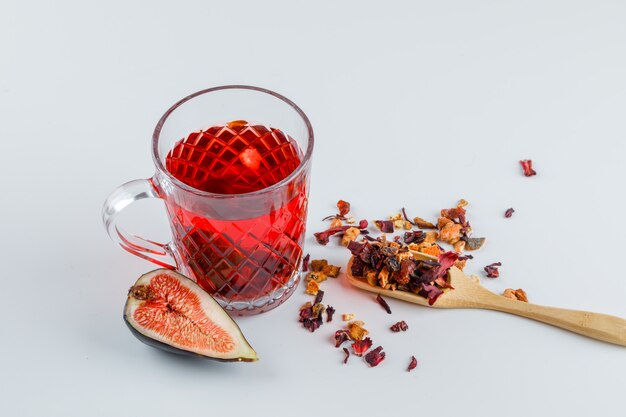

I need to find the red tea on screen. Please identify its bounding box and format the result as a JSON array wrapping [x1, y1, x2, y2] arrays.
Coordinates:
[[164, 121, 307, 305]]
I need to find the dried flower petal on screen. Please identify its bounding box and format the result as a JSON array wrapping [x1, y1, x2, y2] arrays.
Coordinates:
[[334, 329, 350, 347], [520, 159, 537, 177], [302, 315, 323, 332], [374, 220, 394, 233], [337, 200, 351, 216], [314, 289, 325, 305], [376, 294, 392, 314], [505, 208, 515, 218], [407, 356, 418, 372], [352, 337, 373, 356], [401, 207, 415, 225], [390, 320, 408, 332], [484, 262, 502, 278], [302, 254, 310, 272], [463, 237, 486, 251], [342, 347, 350, 364], [364, 346, 386, 367], [404, 230, 425, 244], [326, 305, 335, 322], [419, 284, 444, 305]]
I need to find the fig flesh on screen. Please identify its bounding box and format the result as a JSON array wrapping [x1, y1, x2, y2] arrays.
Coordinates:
[[124, 269, 257, 362]]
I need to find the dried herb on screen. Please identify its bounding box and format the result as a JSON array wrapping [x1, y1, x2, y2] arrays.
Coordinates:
[[302, 254, 310, 272], [401, 207, 415, 225], [520, 159, 537, 177], [347, 321, 369, 340], [484, 262, 502, 278], [314, 220, 368, 245], [352, 337, 373, 357], [364, 346, 386, 367], [314, 289, 325, 305], [334, 330, 350, 347], [407, 356, 418, 372], [390, 320, 408, 332], [326, 305, 335, 322], [310, 259, 328, 272], [419, 284, 444, 305], [505, 208, 515, 218], [342, 347, 350, 364], [322, 264, 341, 277], [374, 220, 394, 233], [337, 200, 351, 216], [463, 236, 486, 251], [404, 230, 425, 244], [376, 294, 392, 314]]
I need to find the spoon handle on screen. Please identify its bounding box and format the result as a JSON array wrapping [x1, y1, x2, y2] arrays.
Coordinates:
[[481, 294, 626, 347]]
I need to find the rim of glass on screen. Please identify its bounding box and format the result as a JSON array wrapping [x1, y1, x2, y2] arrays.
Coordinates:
[[152, 85, 314, 198]]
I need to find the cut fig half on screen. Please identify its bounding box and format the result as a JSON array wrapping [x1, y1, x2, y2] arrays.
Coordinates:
[[124, 269, 258, 362]]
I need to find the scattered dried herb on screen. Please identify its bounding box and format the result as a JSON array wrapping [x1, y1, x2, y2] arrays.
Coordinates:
[[503, 288, 528, 302], [404, 230, 425, 244], [407, 356, 418, 372], [342, 313, 355, 321], [401, 207, 415, 225], [520, 159, 537, 177], [376, 294, 392, 314], [305, 280, 320, 295], [484, 262, 502, 278], [342, 347, 350, 364], [462, 236, 486, 251], [334, 330, 350, 347], [374, 220, 394, 233], [322, 264, 341, 277], [347, 321, 369, 340], [505, 208, 515, 218], [310, 259, 328, 272], [314, 290, 325, 305], [390, 321, 408, 332], [352, 337, 373, 357], [302, 254, 310, 272], [364, 346, 386, 367], [337, 200, 351, 216], [326, 306, 335, 322], [314, 220, 368, 245]]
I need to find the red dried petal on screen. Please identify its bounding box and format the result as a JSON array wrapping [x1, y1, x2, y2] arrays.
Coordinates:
[[390, 320, 408, 332], [401, 207, 415, 225], [337, 200, 351, 216], [374, 220, 394, 233], [419, 251, 458, 284], [484, 262, 502, 278], [419, 284, 444, 305], [352, 337, 373, 357], [404, 230, 425, 244], [314, 290, 324, 305], [376, 294, 392, 314], [334, 330, 350, 347], [302, 253, 310, 272], [302, 316, 323, 332], [520, 159, 537, 177], [364, 346, 386, 367], [407, 356, 418, 372], [326, 305, 335, 322], [342, 347, 350, 364], [505, 208, 515, 218]]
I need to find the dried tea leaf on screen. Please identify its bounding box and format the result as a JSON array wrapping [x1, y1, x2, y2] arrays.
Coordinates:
[[305, 271, 328, 283]]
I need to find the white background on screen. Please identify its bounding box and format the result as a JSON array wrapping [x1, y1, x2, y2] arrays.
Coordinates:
[[1, 1, 625, 416]]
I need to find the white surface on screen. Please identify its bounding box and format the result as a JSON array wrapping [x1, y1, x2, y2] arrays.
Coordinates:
[[1, 1, 625, 416]]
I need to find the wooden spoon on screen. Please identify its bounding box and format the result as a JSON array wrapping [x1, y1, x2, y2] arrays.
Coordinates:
[[347, 252, 626, 347]]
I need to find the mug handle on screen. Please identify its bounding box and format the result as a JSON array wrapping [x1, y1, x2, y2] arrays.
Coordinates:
[[102, 178, 177, 269]]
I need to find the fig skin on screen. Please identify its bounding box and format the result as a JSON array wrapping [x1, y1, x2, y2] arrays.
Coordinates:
[[124, 269, 258, 362]]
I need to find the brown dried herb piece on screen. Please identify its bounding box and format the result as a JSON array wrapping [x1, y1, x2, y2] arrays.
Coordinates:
[[322, 264, 341, 278], [457, 199, 469, 208], [484, 262, 502, 278], [305, 280, 320, 295], [374, 220, 394, 233], [352, 337, 373, 356], [334, 330, 350, 347], [302, 254, 310, 272], [310, 259, 328, 272], [376, 294, 392, 314], [326, 305, 335, 322], [407, 356, 418, 372], [314, 289, 325, 305], [520, 159, 537, 177], [505, 208, 515, 218], [463, 237, 486, 251], [364, 346, 386, 367], [348, 321, 369, 340], [503, 288, 528, 302], [342, 347, 350, 364], [414, 217, 436, 229], [390, 320, 408, 332], [337, 200, 351, 216]]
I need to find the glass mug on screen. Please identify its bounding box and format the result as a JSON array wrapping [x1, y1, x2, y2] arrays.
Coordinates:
[[102, 86, 313, 315]]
